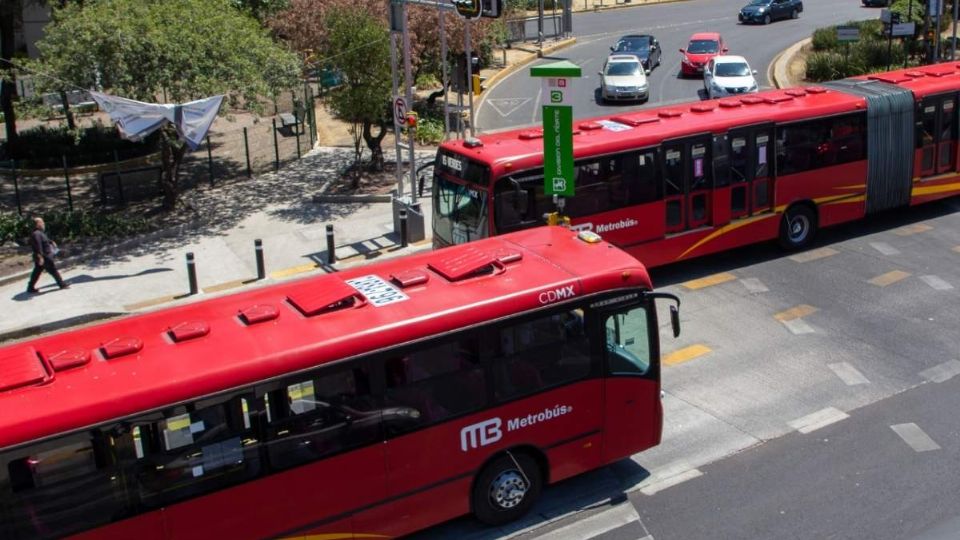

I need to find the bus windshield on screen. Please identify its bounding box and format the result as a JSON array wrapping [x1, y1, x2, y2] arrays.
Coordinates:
[[433, 176, 489, 245]]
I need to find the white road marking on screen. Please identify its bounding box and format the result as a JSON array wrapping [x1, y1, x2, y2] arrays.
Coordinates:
[[919, 360, 960, 383], [828, 362, 870, 386], [740, 277, 769, 293], [789, 407, 849, 434], [639, 468, 703, 496], [890, 423, 941, 452], [782, 318, 815, 335], [536, 502, 640, 540], [487, 97, 533, 117], [919, 275, 954, 290], [869, 242, 900, 256]]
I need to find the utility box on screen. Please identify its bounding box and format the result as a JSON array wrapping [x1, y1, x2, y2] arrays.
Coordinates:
[[393, 196, 425, 243]]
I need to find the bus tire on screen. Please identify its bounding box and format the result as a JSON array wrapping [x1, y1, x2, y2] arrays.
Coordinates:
[[779, 204, 817, 250], [473, 453, 542, 525]]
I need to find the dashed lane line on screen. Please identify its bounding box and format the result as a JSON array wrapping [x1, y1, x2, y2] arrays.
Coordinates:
[[868, 270, 911, 287], [662, 344, 711, 366], [774, 304, 818, 321], [890, 423, 941, 452], [789, 407, 849, 434], [920, 360, 960, 383], [739, 277, 769, 293], [869, 242, 900, 256], [894, 223, 933, 236], [682, 272, 736, 290], [789, 247, 838, 263], [919, 275, 953, 290], [827, 362, 870, 386], [638, 469, 703, 496]]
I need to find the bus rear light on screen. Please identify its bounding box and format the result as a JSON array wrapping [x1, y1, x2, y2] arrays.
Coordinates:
[[621, 270, 632, 280]]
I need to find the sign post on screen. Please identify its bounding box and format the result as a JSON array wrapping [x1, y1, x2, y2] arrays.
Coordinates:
[[530, 60, 581, 222], [836, 26, 860, 64]]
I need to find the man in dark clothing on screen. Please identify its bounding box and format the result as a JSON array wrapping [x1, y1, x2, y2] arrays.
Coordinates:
[[26, 217, 69, 294]]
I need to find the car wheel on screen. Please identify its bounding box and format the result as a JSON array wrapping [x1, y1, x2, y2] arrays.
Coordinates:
[[473, 453, 542, 526], [778, 204, 818, 250], [791, 8, 798, 18], [763, 14, 771, 24]]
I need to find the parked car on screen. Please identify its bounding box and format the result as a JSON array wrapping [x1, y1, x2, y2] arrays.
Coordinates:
[[679, 32, 728, 77], [739, 0, 802, 24], [703, 55, 759, 98], [598, 55, 649, 103], [861, 0, 890, 6], [610, 34, 662, 74]]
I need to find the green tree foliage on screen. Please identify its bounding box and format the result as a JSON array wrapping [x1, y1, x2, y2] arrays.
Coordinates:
[[324, 7, 391, 182], [31, 0, 300, 210]]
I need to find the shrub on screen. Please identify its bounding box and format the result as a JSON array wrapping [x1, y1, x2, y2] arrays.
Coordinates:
[[812, 27, 839, 51], [1, 123, 159, 169], [0, 210, 151, 245], [415, 117, 444, 146]]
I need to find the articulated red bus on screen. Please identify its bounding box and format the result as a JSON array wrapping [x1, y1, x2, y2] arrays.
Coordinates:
[[0, 226, 679, 539], [432, 62, 960, 267]]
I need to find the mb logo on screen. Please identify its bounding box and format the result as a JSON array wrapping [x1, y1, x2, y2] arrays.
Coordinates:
[[460, 418, 502, 451], [552, 177, 567, 192], [550, 90, 563, 103]]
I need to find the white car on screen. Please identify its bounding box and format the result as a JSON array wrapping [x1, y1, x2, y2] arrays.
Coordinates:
[[703, 55, 759, 99], [599, 55, 649, 103]]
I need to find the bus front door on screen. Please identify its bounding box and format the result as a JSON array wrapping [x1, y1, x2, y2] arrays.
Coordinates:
[[918, 93, 959, 178], [727, 125, 774, 219]]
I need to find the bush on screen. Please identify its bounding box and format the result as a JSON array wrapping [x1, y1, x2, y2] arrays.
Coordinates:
[[0, 210, 151, 245], [812, 27, 839, 51], [1, 123, 160, 169], [415, 117, 444, 145], [805, 51, 865, 81]]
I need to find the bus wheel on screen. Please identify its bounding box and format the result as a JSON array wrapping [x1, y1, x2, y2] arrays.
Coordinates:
[[779, 204, 817, 250], [473, 453, 542, 525]]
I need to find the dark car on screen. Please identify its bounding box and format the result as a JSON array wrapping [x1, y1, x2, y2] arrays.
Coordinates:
[[610, 34, 661, 74], [739, 0, 803, 24], [861, 0, 890, 6]]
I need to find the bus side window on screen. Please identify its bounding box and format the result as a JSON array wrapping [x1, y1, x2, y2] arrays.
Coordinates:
[[713, 135, 730, 188], [491, 309, 592, 401], [384, 336, 487, 435], [604, 307, 652, 376], [263, 366, 378, 470], [1, 432, 127, 538], [129, 394, 261, 508]]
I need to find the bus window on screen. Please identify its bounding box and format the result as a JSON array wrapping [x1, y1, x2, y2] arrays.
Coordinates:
[[491, 309, 592, 401], [604, 307, 651, 376], [434, 177, 489, 245], [624, 150, 660, 204], [384, 336, 487, 434], [713, 135, 730, 188], [264, 366, 378, 470], [494, 172, 552, 234], [2, 433, 126, 539]]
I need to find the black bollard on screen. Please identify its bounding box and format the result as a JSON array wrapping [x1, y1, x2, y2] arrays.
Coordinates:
[[326, 224, 336, 265], [400, 209, 408, 248], [255, 239, 265, 280], [186, 252, 198, 295]]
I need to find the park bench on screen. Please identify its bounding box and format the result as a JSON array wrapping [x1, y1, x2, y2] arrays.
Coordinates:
[[278, 112, 302, 136]]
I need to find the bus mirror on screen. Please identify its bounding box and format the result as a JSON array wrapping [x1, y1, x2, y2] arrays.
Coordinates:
[[669, 305, 680, 338]]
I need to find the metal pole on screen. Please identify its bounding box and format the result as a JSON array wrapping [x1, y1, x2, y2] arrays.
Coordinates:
[[935, 0, 942, 62], [390, 30, 404, 196], [952, 0, 958, 59], [113, 150, 125, 205], [272, 118, 280, 171], [243, 127, 252, 177], [906, 0, 914, 68], [62, 155, 73, 212], [206, 135, 214, 186], [186, 252, 198, 295], [538, 0, 544, 46], [439, 0, 450, 140], [326, 224, 336, 265], [400, 209, 408, 248], [11, 160, 22, 216], [888, 21, 894, 71], [255, 239, 265, 280], [466, 22, 476, 138], [294, 120, 301, 160], [402, 1, 417, 201]]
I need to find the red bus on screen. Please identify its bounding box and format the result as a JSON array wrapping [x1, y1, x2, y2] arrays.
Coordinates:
[[0, 226, 679, 539], [432, 62, 960, 267]]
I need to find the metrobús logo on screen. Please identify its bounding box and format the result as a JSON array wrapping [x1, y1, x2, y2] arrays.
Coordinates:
[[571, 218, 639, 234], [459, 405, 573, 452]]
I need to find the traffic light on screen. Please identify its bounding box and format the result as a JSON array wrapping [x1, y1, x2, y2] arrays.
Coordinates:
[[452, 0, 481, 20]]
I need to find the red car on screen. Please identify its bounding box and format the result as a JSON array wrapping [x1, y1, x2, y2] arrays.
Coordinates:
[[679, 32, 728, 77]]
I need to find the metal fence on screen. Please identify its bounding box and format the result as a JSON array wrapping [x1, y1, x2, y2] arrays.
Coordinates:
[[0, 84, 319, 216]]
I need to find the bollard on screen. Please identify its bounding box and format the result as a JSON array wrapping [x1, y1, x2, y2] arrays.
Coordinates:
[[400, 209, 408, 248], [326, 224, 336, 265], [255, 239, 265, 280], [186, 252, 198, 295]]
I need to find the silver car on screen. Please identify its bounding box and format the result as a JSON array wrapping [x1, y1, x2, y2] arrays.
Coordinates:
[[599, 55, 649, 103]]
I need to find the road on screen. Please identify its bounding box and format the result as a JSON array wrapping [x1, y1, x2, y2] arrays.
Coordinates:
[[412, 193, 960, 539], [477, 0, 878, 132]]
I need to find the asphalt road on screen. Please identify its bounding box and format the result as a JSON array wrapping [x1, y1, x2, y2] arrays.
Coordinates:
[[413, 195, 960, 539], [477, 0, 879, 132]]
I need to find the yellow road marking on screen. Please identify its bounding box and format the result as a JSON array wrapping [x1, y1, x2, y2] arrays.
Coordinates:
[[789, 247, 838, 263], [869, 270, 911, 287], [952, 246, 960, 254], [774, 304, 818, 322], [270, 263, 319, 279], [663, 344, 712, 366], [682, 272, 736, 290], [204, 279, 247, 293], [894, 224, 933, 236]]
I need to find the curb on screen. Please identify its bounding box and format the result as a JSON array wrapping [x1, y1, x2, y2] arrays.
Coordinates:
[[771, 37, 811, 89], [482, 38, 579, 92]]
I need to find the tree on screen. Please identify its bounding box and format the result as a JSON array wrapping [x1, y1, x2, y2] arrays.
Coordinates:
[[324, 7, 392, 182], [32, 0, 300, 209]]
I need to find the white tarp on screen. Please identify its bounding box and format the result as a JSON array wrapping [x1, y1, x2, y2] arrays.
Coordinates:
[[89, 92, 224, 151]]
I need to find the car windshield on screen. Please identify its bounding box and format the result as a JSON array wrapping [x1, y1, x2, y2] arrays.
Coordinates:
[[715, 62, 751, 77], [616, 37, 650, 51], [687, 40, 719, 54], [748, 0, 772, 5], [606, 62, 640, 76]]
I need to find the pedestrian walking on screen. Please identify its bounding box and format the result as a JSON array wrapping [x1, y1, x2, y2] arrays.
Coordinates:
[[26, 217, 69, 294]]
